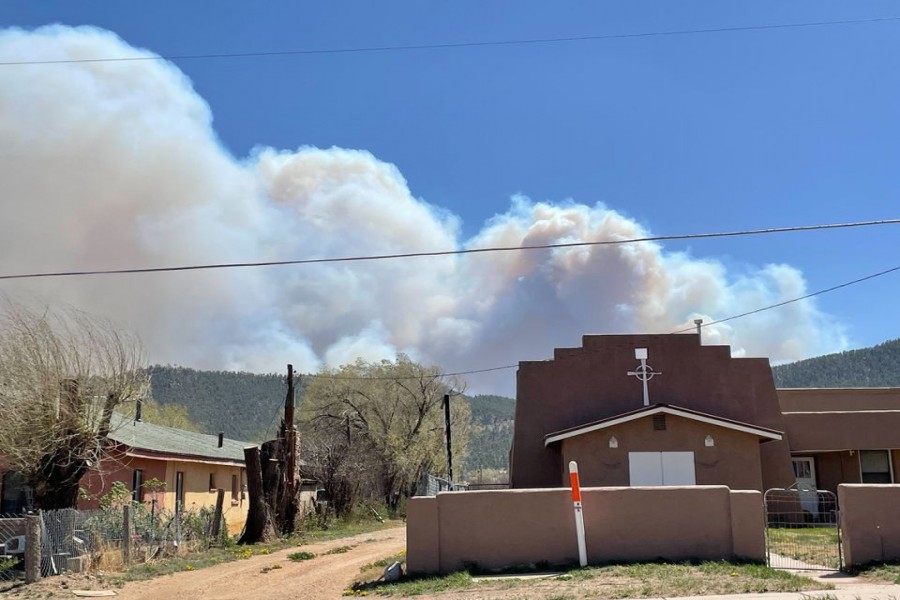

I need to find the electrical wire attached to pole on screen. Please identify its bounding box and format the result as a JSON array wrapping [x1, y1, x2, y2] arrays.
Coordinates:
[[0, 218, 896, 281]]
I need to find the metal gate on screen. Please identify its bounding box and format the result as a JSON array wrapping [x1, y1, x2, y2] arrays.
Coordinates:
[[764, 484, 841, 571]]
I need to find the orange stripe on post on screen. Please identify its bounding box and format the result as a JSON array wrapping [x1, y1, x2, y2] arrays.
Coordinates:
[[568, 460, 588, 567], [570, 471, 581, 503]]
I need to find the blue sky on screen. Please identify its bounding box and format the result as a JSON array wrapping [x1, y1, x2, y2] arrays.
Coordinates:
[[1, 2, 898, 388]]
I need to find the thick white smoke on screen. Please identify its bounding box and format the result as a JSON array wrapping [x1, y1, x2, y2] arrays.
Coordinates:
[[0, 26, 847, 394]]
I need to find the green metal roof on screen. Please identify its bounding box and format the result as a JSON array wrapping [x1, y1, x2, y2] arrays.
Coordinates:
[[107, 413, 251, 463]]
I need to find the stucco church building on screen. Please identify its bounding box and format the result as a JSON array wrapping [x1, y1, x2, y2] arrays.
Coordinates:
[[509, 333, 900, 505]]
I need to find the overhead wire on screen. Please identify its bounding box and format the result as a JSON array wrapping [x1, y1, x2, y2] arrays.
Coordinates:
[[2, 16, 899, 66], [0, 218, 897, 281], [670, 264, 900, 333], [308, 262, 900, 382]]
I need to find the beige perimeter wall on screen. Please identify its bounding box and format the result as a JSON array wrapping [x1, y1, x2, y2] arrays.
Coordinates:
[[407, 486, 765, 574], [839, 484, 900, 566]]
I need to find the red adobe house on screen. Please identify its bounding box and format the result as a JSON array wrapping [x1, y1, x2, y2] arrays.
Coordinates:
[[78, 415, 250, 534], [510, 333, 900, 497], [1, 416, 251, 535]]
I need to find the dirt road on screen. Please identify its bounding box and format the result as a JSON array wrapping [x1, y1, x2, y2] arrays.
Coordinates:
[[114, 526, 405, 600]]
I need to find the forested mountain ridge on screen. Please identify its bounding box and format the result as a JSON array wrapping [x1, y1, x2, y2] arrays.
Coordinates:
[[772, 338, 900, 388], [466, 394, 516, 472], [146, 366, 517, 471], [147, 365, 286, 441]]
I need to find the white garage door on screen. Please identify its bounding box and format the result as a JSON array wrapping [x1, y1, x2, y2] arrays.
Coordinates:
[[628, 451, 696, 486]]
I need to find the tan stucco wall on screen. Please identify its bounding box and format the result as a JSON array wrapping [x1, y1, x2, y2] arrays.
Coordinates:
[[778, 388, 900, 412], [163, 461, 247, 536], [407, 486, 765, 574], [511, 334, 794, 491], [729, 490, 766, 559], [782, 411, 900, 452], [559, 415, 765, 490], [838, 484, 900, 566], [406, 497, 440, 574]]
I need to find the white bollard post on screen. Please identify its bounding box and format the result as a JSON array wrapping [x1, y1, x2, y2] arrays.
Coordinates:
[[569, 460, 588, 567]]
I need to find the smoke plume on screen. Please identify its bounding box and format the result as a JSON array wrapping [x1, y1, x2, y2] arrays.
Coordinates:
[[0, 26, 848, 394]]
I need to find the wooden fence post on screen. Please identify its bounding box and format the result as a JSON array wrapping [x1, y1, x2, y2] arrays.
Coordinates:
[[211, 489, 225, 540], [25, 514, 41, 583], [123, 504, 132, 565]]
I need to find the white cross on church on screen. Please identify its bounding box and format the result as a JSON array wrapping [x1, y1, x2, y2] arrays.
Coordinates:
[[627, 347, 662, 406]]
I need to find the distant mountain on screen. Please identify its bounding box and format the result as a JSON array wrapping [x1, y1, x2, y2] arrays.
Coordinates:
[[465, 394, 516, 473], [147, 365, 286, 442], [772, 338, 900, 388], [147, 365, 517, 470]]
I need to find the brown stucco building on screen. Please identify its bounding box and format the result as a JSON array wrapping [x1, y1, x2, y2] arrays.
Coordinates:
[[510, 333, 900, 500]]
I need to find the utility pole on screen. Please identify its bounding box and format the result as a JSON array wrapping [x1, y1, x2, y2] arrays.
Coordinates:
[[443, 394, 453, 483], [284, 364, 297, 486]]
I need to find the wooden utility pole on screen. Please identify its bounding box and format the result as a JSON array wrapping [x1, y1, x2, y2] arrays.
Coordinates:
[[284, 364, 298, 491], [443, 394, 453, 483]]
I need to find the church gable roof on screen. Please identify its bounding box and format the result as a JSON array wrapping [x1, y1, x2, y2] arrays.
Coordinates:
[[543, 403, 783, 446]]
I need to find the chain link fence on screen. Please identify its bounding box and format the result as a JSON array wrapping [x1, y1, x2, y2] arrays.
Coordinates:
[[416, 473, 467, 496], [1, 504, 226, 581], [0, 514, 27, 584]]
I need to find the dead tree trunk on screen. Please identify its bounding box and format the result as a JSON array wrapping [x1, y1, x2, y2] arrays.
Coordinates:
[[238, 445, 277, 544], [240, 365, 303, 541], [260, 365, 302, 535]]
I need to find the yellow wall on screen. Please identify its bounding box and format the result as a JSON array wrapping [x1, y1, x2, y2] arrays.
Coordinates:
[[161, 460, 248, 536]]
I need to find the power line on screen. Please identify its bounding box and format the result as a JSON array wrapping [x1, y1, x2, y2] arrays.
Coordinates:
[[309, 262, 900, 382], [3, 16, 898, 67], [312, 364, 519, 382], [0, 218, 897, 281], [671, 264, 900, 333]]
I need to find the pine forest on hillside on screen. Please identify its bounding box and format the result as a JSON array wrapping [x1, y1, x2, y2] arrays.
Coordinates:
[[147, 365, 286, 442], [147, 365, 518, 474], [772, 338, 900, 388]]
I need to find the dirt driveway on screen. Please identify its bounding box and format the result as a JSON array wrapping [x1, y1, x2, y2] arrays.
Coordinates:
[[114, 526, 405, 600]]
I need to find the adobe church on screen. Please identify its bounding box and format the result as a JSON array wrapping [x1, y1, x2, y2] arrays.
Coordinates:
[[510, 333, 900, 497]]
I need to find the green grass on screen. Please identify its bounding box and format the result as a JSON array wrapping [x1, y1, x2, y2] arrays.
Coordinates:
[[326, 545, 355, 555], [354, 560, 826, 598], [767, 527, 841, 568], [288, 551, 316, 561], [360, 571, 474, 596], [851, 561, 900, 583]]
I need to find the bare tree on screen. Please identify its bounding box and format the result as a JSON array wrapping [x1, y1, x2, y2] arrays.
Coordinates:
[[0, 301, 148, 509], [300, 355, 471, 515]]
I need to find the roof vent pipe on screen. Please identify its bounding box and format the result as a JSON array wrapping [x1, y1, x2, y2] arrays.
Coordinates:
[[694, 319, 703, 343], [218, 432, 224, 448], [135, 397, 142, 424]]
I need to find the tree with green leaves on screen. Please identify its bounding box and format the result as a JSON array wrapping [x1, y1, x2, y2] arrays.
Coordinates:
[[300, 355, 470, 515]]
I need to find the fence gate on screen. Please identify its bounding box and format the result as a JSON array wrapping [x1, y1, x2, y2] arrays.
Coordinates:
[[416, 473, 467, 496], [764, 484, 841, 571]]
